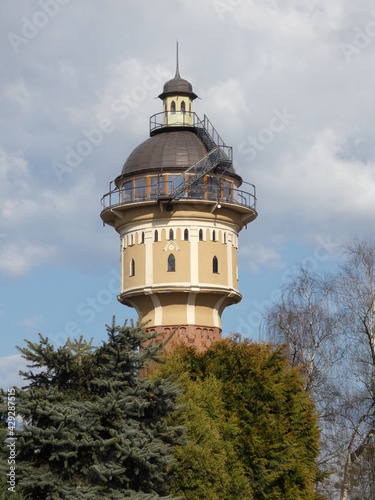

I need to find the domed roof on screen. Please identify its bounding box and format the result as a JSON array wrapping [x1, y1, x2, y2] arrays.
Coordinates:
[[158, 68, 198, 100], [116, 130, 239, 183], [118, 131, 206, 179]]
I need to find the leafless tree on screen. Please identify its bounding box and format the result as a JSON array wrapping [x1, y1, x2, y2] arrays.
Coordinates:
[[264, 238, 375, 497], [335, 238, 375, 500], [265, 264, 346, 491]]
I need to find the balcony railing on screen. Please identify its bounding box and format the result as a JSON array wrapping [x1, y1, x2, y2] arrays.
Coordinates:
[[101, 179, 256, 212], [150, 111, 201, 134]]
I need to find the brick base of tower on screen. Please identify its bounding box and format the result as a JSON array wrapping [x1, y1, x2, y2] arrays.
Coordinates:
[[145, 324, 222, 353]]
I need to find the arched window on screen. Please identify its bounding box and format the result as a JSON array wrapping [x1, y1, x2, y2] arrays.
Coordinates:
[[184, 229, 189, 241], [212, 230, 216, 242], [213, 256, 218, 274], [130, 234, 134, 246], [164, 102, 167, 117], [141, 231, 145, 244], [169, 228, 174, 241], [154, 230, 158, 242], [168, 254, 175, 272], [189, 103, 191, 116], [181, 101, 186, 114], [130, 259, 135, 277], [199, 229, 203, 241], [223, 232, 227, 244], [171, 101, 176, 114]]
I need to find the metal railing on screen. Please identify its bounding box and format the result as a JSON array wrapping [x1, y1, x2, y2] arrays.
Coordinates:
[[101, 179, 256, 212]]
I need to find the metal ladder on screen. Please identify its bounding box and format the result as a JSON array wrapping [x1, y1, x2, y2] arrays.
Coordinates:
[[161, 115, 232, 201], [168, 146, 231, 200]]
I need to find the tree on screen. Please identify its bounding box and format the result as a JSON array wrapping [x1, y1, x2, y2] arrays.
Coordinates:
[[0, 319, 183, 499], [335, 238, 375, 500], [156, 338, 321, 499], [0, 478, 25, 499], [265, 265, 345, 491], [264, 237, 375, 498]]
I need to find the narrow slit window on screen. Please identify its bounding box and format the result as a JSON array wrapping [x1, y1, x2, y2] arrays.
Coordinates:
[[168, 254, 175, 272], [212, 230, 216, 242], [154, 230, 158, 242], [181, 101, 186, 114], [171, 101, 176, 114], [199, 229, 203, 241], [224, 232, 227, 244], [213, 256, 218, 274], [184, 229, 189, 241], [130, 259, 135, 277], [169, 228, 174, 241], [141, 231, 145, 244]]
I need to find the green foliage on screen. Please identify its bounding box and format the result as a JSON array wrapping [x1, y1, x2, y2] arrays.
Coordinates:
[[0, 319, 183, 499], [0, 477, 25, 499], [156, 337, 321, 499]]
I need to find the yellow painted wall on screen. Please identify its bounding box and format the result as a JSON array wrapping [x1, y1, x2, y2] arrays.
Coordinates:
[[198, 237, 228, 286], [122, 234, 145, 290]]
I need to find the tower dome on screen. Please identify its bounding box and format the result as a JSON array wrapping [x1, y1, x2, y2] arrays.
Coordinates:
[[101, 56, 257, 352], [116, 131, 241, 184]]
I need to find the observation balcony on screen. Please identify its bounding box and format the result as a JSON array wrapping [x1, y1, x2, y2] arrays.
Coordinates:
[[101, 177, 256, 214]]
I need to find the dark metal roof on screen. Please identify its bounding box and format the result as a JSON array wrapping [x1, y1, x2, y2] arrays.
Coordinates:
[[116, 130, 240, 183], [158, 68, 198, 100]]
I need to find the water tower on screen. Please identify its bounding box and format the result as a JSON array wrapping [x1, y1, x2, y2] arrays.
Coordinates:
[[101, 56, 257, 351]]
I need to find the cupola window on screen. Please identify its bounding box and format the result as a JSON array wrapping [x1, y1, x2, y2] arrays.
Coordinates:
[[130, 259, 135, 277], [168, 254, 176, 272], [212, 230, 216, 242], [171, 101, 176, 114], [141, 231, 145, 244], [154, 230, 158, 242], [181, 101, 186, 114], [199, 229, 203, 241], [213, 256, 219, 274], [184, 229, 189, 241]]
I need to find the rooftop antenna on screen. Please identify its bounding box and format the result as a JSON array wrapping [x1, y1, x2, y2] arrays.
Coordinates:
[[175, 40, 180, 78]]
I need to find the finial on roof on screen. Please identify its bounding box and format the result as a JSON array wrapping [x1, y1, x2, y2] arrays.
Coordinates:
[[175, 40, 181, 78]]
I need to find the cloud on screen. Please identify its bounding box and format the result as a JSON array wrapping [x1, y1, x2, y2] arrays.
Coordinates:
[[18, 315, 44, 332], [0, 355, 29, 390]]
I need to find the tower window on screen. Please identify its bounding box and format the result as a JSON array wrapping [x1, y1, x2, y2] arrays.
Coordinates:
[[181, 100, 186, 114], [168, 254, 175, 272], [213, 256, 218, 274], [212, 230, 216, 242], [130, 259, 135, 277], [224, 232, 227, 244], [189, 103, 191, 116], [141, 231, 145, 244], [199, 229, 203, 241], [164, 102, 167, 117], [154, 230, 158, 242], [184, 229, 189, 241], [169, 228, 174, 241], [171, 101, 176, 114]]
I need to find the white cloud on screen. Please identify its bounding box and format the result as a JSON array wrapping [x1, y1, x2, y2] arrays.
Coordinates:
[[18, 315, 44, 332], [0, 355, 29, 390]]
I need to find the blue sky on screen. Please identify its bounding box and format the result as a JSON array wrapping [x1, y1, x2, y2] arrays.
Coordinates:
[[1, 0, 375, 388]]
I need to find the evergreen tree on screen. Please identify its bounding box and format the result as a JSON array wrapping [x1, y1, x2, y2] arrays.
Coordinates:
[[0, 319, 183, 499], [156, 337, 321, 499]]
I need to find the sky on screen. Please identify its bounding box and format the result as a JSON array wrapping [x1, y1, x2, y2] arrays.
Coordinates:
[[1, 0, 375, 388]]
